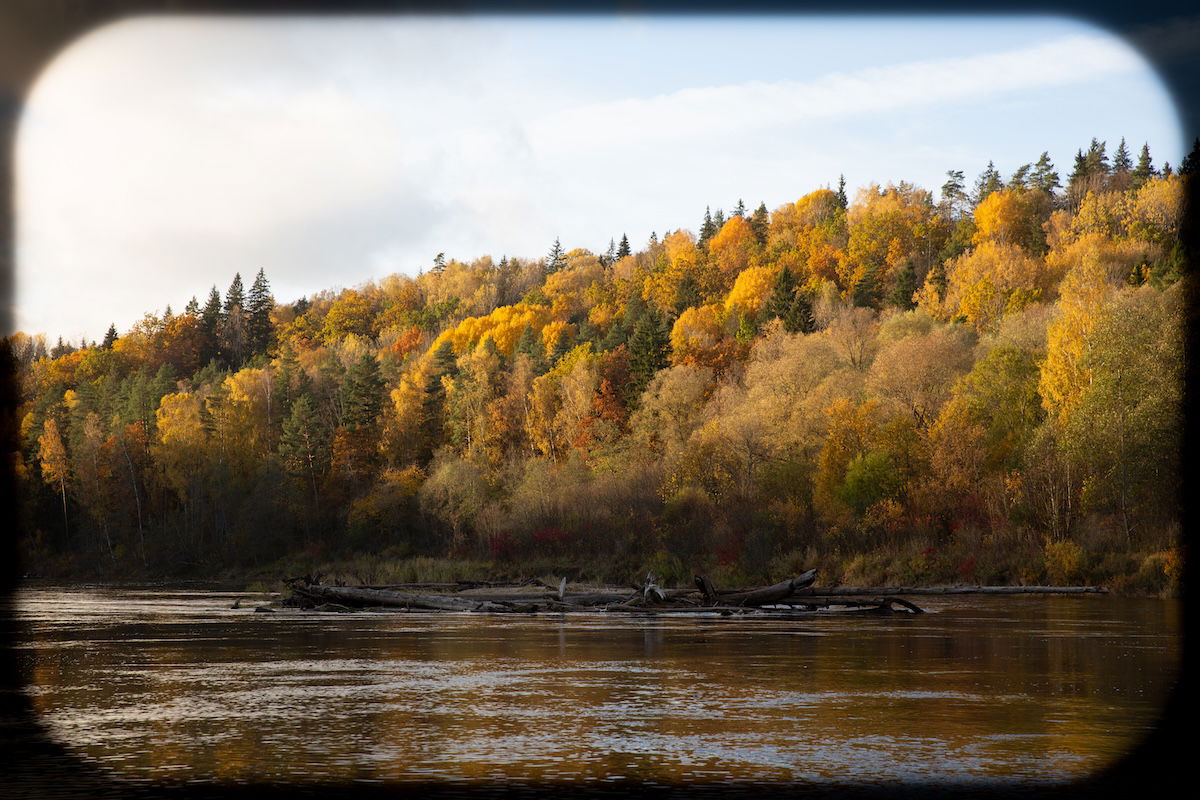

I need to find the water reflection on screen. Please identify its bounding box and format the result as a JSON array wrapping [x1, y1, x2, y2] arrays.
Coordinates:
[[11, 588, 1180, 785]]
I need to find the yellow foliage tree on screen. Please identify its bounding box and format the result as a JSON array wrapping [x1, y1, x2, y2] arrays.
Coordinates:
[[708, 215, 758, 277], [724, 266, 778, 316], [1038, 253, 1113, 426]]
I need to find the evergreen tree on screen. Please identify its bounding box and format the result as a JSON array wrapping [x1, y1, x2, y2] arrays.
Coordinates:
[[712, 208, 726, 231], [940, 170, 969, 219], [1112, 137, 1132, 173], [101, 324, 118, 350], [514, 324, 546, 373], [545, 238, 566, 274], [1008, 164, 1032, 190], [765, 266, 799, 321], [202, 286, 222, 333], [627, 310, 670, 404], [835, 175, 848, 209], [246, 268, 273, 356], [1084, 138, 1110, 176], [549, 327, 572, 365], [184, 296, 200, 315], [734, 312, 758, 344], [1162, 161, 1173, 177], [733, 198, 746, 218], [420, 339, 459, 458], [973, 161, 1003, 205], [223, 273, 245, 316], [341, 353, 385, 431], [1179, 137, 1200, 176], [163, 304, 173, 320], [699, 206, 716, 245], [617, 234, 631, 259], [279, 393, 330, 508], [1031, 152, 1061, 195], [602, 239, 617, 266], [749, 202, 769, 245], [887, 261, 918, 310], [1132, 143, 1155, 188], [432, 252, 446, 274], [673, 274, 702, 314], [782, 289, 816, 334]]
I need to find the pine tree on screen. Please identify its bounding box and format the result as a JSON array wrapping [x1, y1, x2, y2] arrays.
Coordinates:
[[549, 327, 572, 365], [1008, 164, 1032, 190], [973, 161, 1003, 205], [602, 239, 617, 266], [515, 324, 546, 373], [673, 274, 701, 314], [420, 339, 459, 458], [835, 175, 848, 209], [279, 393, 329, 508], [749, 202, 769, 245], [546, 238, 566, 274], [1132, 143, 1155, 189], [432, 252, 446, 274], [1162, 162, 1173, 177], [1084, 138, 1109, 176], [1031, 152, 1061, 195], [202, 286, 222, 333], [733, 198, 746, 218], [940, 170, 969, 219], [712, 208, 726, 231], [617, 234, 631, 259], [184, 296, 200, 315], [247, 268, 273, 356], [101, 324, 118, 350]]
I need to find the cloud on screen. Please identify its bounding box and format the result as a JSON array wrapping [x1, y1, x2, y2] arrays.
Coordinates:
[[526, 34, 1147, 155]]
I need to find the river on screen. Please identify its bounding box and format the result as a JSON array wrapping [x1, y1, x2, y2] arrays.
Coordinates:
[[6, 586, 1181, 790]]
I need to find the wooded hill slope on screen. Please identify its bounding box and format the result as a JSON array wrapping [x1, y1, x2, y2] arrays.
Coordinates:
[[8, 138, 1190, 592]]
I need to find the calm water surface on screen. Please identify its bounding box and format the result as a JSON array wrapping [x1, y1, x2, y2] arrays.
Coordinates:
[[10, 587, 1180, 787]]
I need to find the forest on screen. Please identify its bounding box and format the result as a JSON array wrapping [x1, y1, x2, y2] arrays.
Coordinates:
[[6, 136, 1191, 594]]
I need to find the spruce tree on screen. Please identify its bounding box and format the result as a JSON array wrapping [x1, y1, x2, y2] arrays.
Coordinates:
[[184, 296, 200, 315], [733, 198, 746, 218], [341, 353, 385, 431], [887, 261, 918, 310], [223, 273, 245, 315], [546, 238, 566, 274], [515, 324, 546, 373], [673, 274, 702, 314], [202, 286, 222, 333], [1084, 138, 1109, 176], [835, 175, 848, 209], [699, 206, 715, 245], [602, 238, 617, 266], [247, 268, 273, 356], [765, 266, 799, 321], [627, 311, 670, 404], [101, 324, 118, 350], [1132, 143, 1155, 188], [1113, 137, 1132, 173], [712, 208, 726, 231], [782, 290, 816, 334], [617, 234, 631, 259], [749, 202, 769, 245]]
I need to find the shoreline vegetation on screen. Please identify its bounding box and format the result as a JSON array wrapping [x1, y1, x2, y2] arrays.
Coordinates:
[[8, 137, 1191, 599]]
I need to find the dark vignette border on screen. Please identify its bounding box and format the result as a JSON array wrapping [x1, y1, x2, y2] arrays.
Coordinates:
[[0, 2, 1194, 799]]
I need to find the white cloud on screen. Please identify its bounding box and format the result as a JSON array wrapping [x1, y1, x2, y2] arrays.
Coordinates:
[[526, 34, 1146, 154]]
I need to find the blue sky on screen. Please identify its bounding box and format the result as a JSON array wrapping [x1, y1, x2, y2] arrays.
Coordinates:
[[14, 14, 1185, 343]]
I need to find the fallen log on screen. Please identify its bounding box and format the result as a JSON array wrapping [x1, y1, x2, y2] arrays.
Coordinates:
[[695, 569, 818, 607], [817, 585, 1108, 596], [294, 584, 515, 612]]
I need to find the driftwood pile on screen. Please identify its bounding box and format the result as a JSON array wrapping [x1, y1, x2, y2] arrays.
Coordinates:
[[281, 568, 926, 616]]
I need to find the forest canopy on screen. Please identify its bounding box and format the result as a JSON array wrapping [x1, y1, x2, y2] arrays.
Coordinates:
[[8, 137, 1191, 592]]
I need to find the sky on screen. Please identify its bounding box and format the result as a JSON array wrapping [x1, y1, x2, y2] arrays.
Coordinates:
[[13, 14, 1186, 344]]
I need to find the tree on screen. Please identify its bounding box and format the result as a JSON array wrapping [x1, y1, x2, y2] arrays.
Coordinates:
[[764, 266, 799, 321], [627, 310, 671, 405], [699, 206, 716, 245], [432, 252, 446, 274], [1180, 137, 1200, 176], [887, 261, 918, 310], [38, 418, 70, 540], [342, 353, 385, 431], [246, 268, 273, 355], [835, 175, 848, 209], [940, 170, 969, 219], [223, 273, 245, 316], [279, 394, 330, 508], [545, 239, 566, 274], [1031, 152, 1060, 195], [973, 161, 1003, 205], [749, 202, 769, 245], [617, 234, 631, 259], [1132, 143, 1155, 189], [101, 324, 118, 350], [1112, 137, 1132, 173], [733, 198, 746, 218]]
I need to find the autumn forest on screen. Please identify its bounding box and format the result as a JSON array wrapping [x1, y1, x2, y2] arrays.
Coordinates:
[[8, 137, 1190, 593]]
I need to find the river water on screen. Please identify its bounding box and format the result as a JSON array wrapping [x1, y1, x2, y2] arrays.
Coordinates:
[[7, 586, 1181, 789]]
